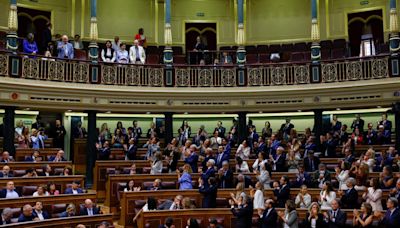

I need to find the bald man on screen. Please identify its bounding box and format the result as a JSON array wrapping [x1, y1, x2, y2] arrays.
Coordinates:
[[57, 35, 74, 59], [80, 199, 100, 216]]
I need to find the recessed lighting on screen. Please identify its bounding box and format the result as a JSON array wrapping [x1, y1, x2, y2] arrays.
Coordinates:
[[336, 108, 341, 111]]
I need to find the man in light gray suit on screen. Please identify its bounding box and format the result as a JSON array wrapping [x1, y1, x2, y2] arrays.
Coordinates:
[[57, 35, 74, 59]]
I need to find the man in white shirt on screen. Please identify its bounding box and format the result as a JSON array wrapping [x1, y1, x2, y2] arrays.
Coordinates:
[[0, 181, 20, 198], [129, 39, 146, 64]]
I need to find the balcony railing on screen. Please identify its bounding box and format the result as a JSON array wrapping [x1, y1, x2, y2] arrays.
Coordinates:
[[0, 51, 394, 87]]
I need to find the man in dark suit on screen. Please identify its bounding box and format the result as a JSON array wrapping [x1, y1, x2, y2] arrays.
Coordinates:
[[80, 199, 100, 216], [0, 166, 13, 178], [64, 181, 84, 194], [303, 151, 320, 172], [258, 199, 278, 228], [0, 208, 13, 225], [18, 204, 37, 222], [230, 197, 253, 228], [32, 201, 50, 220], [323, 199, 347, 228], [214, 121, 226, 138], [97, 141, 111, 160], [126, 138, 137, 160], [339, 178, 358, 209], [376, 197, 400, 227], [218, 161, 233, 188], [321, 132, 337, 157], [216, 145, 230, 169], [351, 114, 365, 132], [273, 176, 290, 208], [199, 177, 218, 208]]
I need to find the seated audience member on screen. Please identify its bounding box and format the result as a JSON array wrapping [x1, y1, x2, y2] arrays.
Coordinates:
[[220, 51, 232, 64], [208, 217, 223, 228], [71, 34, 84, 50], [60, 204, 76, 217], [293, 166, 311, 188], [336, 162, 350, 190], [295, 185, 312, 209], [1, 151, 14, 163], [319, 181, 336, 210], [353, 202, 374, 227], [256, 162, 271, 189], [375, 197, 400, 227], [218, 161, 234, 189], [97, 141, 111, 160], [158, 217, 174, 228], [184, 145, 199, 173], [339, 178, 358, 209], [22, 168, 37, 178], [236, 140, 250, 160], [389, 179, 400, 201], [270, 146, 286, 172], [116, 42, 129, 63], [363, 178, 383, 211], [25, 150, 40, 162], [101, 40, 116, 62], [123, 163, 136, 175], [273, 176, 290, 208], [65, 181, 84, 194], [312, 164, 331, 188], [124, 180, 140, 192], [49, 150, 67, 162], [32, 202, 50, 220], [23, 33, 38, 55], [277, 200, 298, 228], [199, 177, 218, 208], [258, 199, 278, 228], [1, 208, 13, 225], [148, 179, 162, 191], [235, 156, 250, 173], [0, 165, 13, 178], [380, 165, 395, 189], [144, 137, 160, 160], [80, 199, 100, 216], [125, 138, 138, 161], [230, 197, 253, 228], [48, 182, 60, 195], [216, 145, 230, 169], [303, 202, 324, 228], [57, 35, 74, 59], [323, 199, 347, 228], [129, 39, 146, 64], [150, 151, 163, 175], [157, 195, 183, 210], [251, 182, 265, 210], [18, 204, 37, 222], [303, 150, 320, 172], [39, 164, 52, 177], [33, 185, 49, 196]]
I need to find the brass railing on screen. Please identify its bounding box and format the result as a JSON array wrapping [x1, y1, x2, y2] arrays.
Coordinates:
[[0, 51, 393, 87]]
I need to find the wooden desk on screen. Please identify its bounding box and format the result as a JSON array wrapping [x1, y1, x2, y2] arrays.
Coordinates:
[[2, 214, 113, 228]]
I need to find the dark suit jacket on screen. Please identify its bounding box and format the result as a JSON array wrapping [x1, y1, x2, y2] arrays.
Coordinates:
[[380, 208, 400, 227], [32, 210, 50, 219], [260, 207, 278, 228], [340, 187, 358, 209], [325, 209, 347, 228], [98, 147, 111, 160], [219, 169, 234, 188], [79, 207, 100, 216], [0, 172, 13, 178], [126, 144, 137, 160], [273, 185, 290, 208], [64, 187, 83, 194], [231, 203, 253, 228], [0, 189, 20, 198], [199, 184, 218, 208], [303, 157, 320, 172]]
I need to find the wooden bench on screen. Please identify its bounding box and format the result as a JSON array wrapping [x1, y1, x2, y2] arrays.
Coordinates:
[[119, 188, 390, 226], [0, 175, 85, 195], [2, 214, 113, 228]]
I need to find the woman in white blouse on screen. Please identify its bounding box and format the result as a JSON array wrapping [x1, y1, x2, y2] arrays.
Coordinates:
[[255, 162, 271, 189], [150, 152, 163, 174], [101, 40, 116, 62], [235, 140, 250, 160], [319, 181, 336, 210], [336, 162, 350, 190], [251, 182, 265, 210], [362, 178, 383, 211]]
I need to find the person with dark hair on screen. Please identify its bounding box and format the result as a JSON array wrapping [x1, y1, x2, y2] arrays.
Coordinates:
[[101, 40, 115, 62], [277, 200, 298, 228], [273, 176, 290, 208], [230, 196, 253, 228], [159, 217, 174, 228], [199, 177, 217, 208], [187, 218, 200, 228]]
